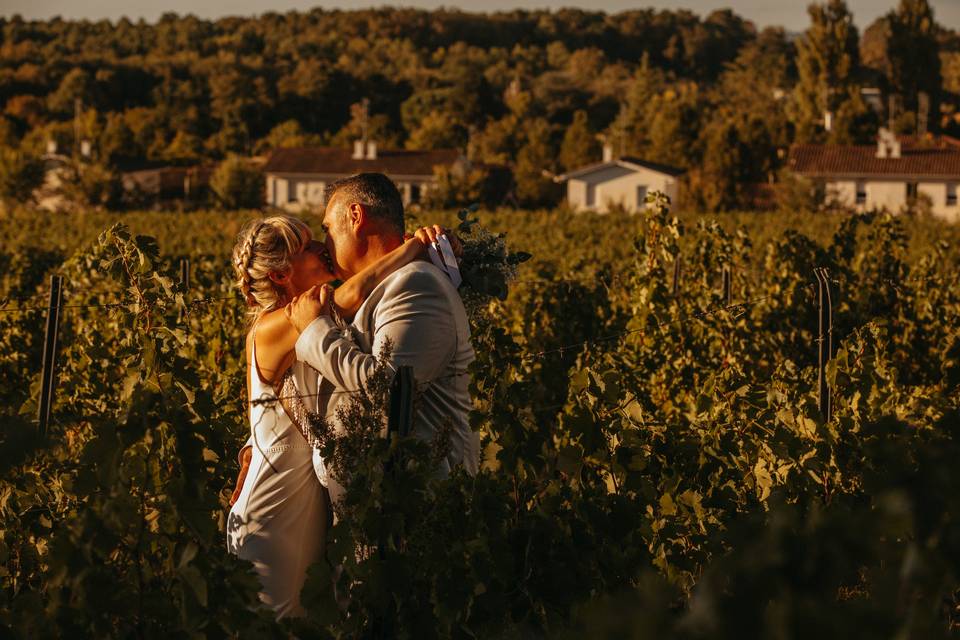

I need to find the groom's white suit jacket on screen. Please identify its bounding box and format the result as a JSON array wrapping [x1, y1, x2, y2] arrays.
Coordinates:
[[295, 260, 480, 494]]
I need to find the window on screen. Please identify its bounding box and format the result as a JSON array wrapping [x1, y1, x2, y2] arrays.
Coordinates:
[[585, 183, 596, 207], [637, 185, 648, 208], [287, 180, 298, 203], [855, 181, 866, 205], [948, 183, 957, 207], [410, 184, 421, 203], [906, 182, 918, 201]]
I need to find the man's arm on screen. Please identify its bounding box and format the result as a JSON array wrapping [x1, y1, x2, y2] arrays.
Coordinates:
[[295, 269, 457, 391]]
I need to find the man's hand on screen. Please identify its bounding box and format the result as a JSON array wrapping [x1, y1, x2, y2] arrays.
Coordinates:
[[230, 446, 253, 506], [285, 284, 334, 333]]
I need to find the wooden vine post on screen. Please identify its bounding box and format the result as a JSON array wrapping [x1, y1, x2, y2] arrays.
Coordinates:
[[722, 265, 732, 306], [672, 254, 681, 296], [373, 365, 415, 637], [179, 258, 190, 290]]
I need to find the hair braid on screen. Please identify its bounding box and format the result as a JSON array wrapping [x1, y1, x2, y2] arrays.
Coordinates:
[[231, 216, 312, 320], [234, 221, 265, 307]]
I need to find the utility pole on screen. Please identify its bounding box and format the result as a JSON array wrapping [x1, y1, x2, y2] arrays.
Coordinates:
[[918, 92, 929, 137], [360, 97, 370, 144], [73, 96, 82, 157]]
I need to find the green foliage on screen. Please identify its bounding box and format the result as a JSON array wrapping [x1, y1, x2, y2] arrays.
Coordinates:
[[559, 110, 599, 172], [60, 159, 123, 210], [209, 154, 263, 209], [2, 8, 957, 212], [792, 0, 862, 143], [886, 0, 942, 126], [0, 148, 44, 206], [4, 198, 960, 636], [514, 119, 561, 208]]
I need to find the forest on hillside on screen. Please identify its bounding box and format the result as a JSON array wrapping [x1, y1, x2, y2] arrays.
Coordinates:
[[0, 0, 958, 210]]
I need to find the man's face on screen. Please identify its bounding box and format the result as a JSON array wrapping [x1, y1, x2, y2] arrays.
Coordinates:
[[322, 192, 361, 279]]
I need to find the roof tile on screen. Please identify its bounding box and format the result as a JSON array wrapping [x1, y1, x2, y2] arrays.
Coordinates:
[[789, 141, 960, 179], [263, 146, 462, 177]]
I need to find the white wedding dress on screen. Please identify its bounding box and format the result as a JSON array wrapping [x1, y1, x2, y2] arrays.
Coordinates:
[[226, 332, 327, 619]]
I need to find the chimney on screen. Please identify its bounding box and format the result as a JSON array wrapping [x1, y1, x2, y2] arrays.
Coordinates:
[[366, 140, 377, 160], [80, 139, 92, 158], [352, 140, 365, 160], [602, 144, 613, 163], [46, 139, 58, 155], [823, 111, 833, 132], [876, 128, 901, 159]]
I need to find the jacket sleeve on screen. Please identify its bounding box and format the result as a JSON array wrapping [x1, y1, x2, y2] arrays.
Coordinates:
[[295, 268, 456, 391]]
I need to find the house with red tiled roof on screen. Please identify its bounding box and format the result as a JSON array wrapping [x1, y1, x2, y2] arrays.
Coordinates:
[[263, 140, 466, 211], [788, 129, 960, 220]]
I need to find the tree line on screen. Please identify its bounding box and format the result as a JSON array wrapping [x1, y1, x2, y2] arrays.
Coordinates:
[[0, 0, 958, 210]]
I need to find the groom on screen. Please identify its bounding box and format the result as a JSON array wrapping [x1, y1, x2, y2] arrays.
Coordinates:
[[287, 173, 479, 498]]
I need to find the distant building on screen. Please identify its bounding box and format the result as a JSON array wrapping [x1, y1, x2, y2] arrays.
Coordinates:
[[34, 146, 72, 212], [789, 129, 960, 220], [554, 145, 684, 213], [262, 141, 465, 211], [121, 163, 214, 203]]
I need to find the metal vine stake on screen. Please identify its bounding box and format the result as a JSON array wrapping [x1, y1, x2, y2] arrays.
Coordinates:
[[672, 254, 681, 296], [38, 275, 64, 438], [814, 267, 834, 423]]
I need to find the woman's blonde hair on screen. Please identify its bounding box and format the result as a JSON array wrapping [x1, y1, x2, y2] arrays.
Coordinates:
[[232, 215, 312, 318]]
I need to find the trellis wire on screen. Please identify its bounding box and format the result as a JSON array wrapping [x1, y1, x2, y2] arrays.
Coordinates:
[[6, 268, 950, 418]]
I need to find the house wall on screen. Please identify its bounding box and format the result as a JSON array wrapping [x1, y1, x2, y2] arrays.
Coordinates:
[[868, 181, 908, 213], [825, 178, 960, 221], [566, 180, 589, 209], [568, 166, 678, 213], [267, 174, 433, 211]]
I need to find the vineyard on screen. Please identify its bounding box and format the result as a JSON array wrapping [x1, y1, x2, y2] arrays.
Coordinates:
[[2, 201, 960, 638]]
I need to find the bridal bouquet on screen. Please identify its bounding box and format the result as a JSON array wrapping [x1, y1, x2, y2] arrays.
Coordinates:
[[454, 204, 531, 307]]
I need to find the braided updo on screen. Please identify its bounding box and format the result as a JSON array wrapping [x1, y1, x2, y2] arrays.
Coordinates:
[[232, 215, 312, 318]]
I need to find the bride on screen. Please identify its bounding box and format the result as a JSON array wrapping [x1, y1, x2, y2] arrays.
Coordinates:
[[225, 213, 450, 618]]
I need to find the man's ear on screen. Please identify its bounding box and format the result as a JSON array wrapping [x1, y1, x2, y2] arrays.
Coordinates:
[[347, 202, 367, 233]]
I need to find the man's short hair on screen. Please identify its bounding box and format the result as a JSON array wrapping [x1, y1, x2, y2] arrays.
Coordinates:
[[326, 173, 404, 234]]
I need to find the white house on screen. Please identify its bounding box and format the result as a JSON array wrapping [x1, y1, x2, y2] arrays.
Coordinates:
[[789, 129, 960, 221], [554, 146, 684, 213], [262, 140, 465, 211]]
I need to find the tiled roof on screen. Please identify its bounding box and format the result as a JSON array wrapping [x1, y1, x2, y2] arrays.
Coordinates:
[[789, 140, 960, 179], [263, 146, 462, 177]]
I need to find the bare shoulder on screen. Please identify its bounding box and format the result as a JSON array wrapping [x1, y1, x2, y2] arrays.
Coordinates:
[[255, 307, 290, 345]]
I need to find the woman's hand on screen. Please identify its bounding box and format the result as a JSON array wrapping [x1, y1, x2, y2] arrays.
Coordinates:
[[285, 284, 334, 333], [412, 224, 463, 259], [230, 446, 252, 506]]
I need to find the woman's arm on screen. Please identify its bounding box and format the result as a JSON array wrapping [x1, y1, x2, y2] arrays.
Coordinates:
[[255, 236, 425, 384], [332, 236, 424, 320], [257, 225, 453, 382], [332, 224, 459, 320]]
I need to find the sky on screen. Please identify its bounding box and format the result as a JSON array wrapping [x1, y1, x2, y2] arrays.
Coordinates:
[[1, 0, 958, 33]]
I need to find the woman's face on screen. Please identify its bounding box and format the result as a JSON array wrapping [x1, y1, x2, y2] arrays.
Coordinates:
[[286, 238, 335, 297]]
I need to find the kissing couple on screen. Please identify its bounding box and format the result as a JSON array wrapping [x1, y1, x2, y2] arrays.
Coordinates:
[[225, 172, 479, 618]]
